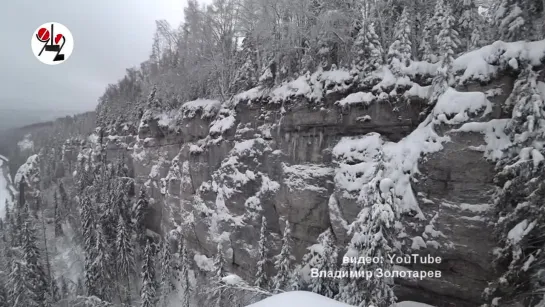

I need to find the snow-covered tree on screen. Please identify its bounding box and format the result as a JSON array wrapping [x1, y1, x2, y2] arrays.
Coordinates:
[[115, 215, 135, 304], [254, 218, 269, 289], [353, 21, 384, 74], [302, 229, 338, 298], [178, 239, 191, 307], [387, 7, 412, 76], [53, 191, 62, 238], [493, 0, 542, 42], [430, 3, 459, 103], [21, 216, 49, 307], [212, 244, 226, 307], [455, 0, 483, 51], [134, 187, 149, 243], [141, 239, 157, 307], [272, 221, 295, 293], [337, 177, 398, 307], [232, 35, 259, 93], [487, 64, 545, 306], [8, 261, 28, 307], [158, 238, 175, 307]]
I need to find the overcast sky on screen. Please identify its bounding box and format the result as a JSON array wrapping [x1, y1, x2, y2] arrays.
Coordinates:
[[0, 0, 208, 114]]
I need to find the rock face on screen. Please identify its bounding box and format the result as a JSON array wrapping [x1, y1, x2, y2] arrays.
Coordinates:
[[94, 69, 519, 307]]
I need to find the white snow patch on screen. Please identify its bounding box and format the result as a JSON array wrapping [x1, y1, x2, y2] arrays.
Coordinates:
[[181, 99, 221, 118], [336, 92, 376, 106], [411, 236, 427, 250], [459, 203, 491, 213], [452, 119, 511, 160], [193, 253, 215, 272], [453, 40, 545, 83], [507, 219, 536, 244], [222, 274, 247, 286], [405, 83, 432, 100], [246, 291, 354, 307], [433, 88, 492, 124], [270, 76, 312, 103], [210, 113, 236, 135]]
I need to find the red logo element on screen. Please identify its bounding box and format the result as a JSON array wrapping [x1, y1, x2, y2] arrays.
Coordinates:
[[37, 27, 50, 42], [55, 34, 63, 44]]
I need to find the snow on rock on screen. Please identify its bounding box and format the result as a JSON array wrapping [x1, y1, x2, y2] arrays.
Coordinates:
[[433, 88, 492, 125], [507, 219, 536, 244], [336, 92, 376, 107], [0, 157, 14, 219], [411, 236, 428, 250], [157, 110, 176, 128], [453, 39, 545, 83], [14, 154, 40, 185], [405, 83, 432, 100], [193, 253, 215, 272], [234, 87, 265, 105], [331, 98, 454, 217], [372, 66, 397, 91], [403, 61, 440, 77], [270, 76, 312, 103], [180, 99, 221, 119], [282, 163, 333, 192], [328, 195, 349, 231], [222, 274, 247, 286], [321, 69, 353, 93], [210, 111, 236, 135], [246, 291, 354, 307], [451, 119, 511, 160]]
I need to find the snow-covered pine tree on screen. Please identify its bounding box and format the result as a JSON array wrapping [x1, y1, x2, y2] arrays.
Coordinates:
[[487, 64, 545, 306], [337, 176, 398, 307], [158, 237, 175, 307], [272, 220, 295, 293], [58, 181, 69, 214], [430, 3, 459, 103], [387, 7, 412, 77], [494, 0, 541, 42], [421, 0, 446, 62], [302, 229, 338, 298], [8, 261, 28, 307], [212, 244, 226, 307], [135, 187, 149, 243], [456, 0, 483, 51], [141, 238, 157, 307], [232, 34, 259, 93], [178, 238, 191, 307], [288, 266, 302, 291], [21, 213, 49, 307], [353, 21, 384, 74], [91, 224, 114, 301], [254, 217, 269, 290], [80, 191, 98, 296], [419, 18, 435, 63], [53, 191, 62, 238], [115, 214, 135, 304]]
